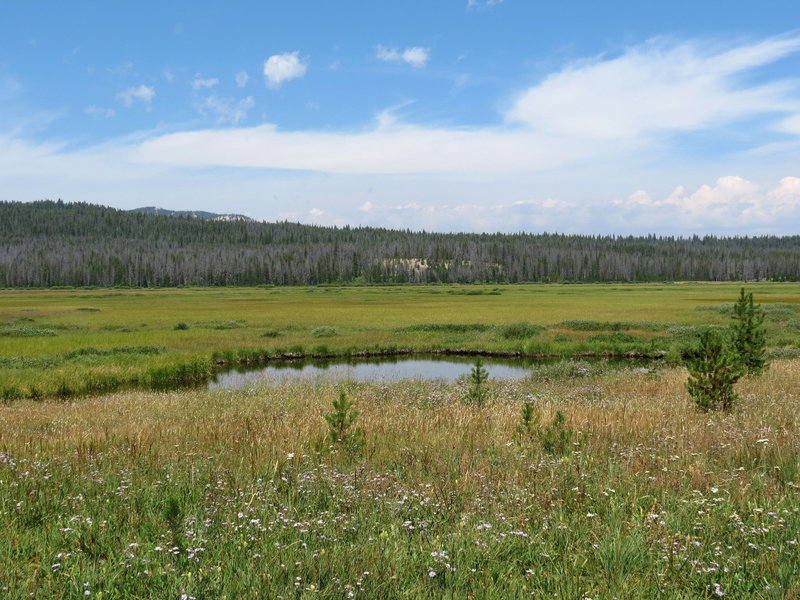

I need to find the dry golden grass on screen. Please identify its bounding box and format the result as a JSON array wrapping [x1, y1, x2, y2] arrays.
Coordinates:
[[4, 360, 798, 490], [2, 360, 798, 598]]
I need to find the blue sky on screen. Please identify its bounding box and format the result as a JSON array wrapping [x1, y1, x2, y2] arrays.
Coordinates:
[[3, 1, 800, 235]]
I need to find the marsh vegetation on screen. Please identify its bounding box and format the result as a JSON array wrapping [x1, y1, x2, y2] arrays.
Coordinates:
[[2, 283, 800, 400], [0, 283, 798, 597]]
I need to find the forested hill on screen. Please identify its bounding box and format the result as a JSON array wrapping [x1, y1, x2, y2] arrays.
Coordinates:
[[129, 206, 253, 221], [2, 200, 800, 287]]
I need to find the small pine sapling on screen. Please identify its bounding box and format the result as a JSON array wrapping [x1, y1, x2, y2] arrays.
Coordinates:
[[516, 398, 539, 441], [537, 410, 581, 455], [324, 391, 365, 453], [731, 288, 768, 375], [466, 359, 490, 406], [684, 329, 743, 412]]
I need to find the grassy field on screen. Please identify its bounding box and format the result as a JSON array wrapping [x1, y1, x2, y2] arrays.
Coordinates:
[[2, 282, 800, 399], [1, 283, 799, 597], [0, 360, 798, 598]]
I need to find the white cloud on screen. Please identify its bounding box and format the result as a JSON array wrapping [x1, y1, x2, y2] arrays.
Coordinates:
[[85, 105, 115, 118], [309, 208, 324, 217], [612, 176, 800, 230], [235, 71, 249, 87], [778, 114, 800, 135], [91, 35, 800, 181], [263, 52, 307, 88], [116, 84, 155, 107], [192, 75, 219, 90], [402, 47, 430, 68], [134, 122, 578, 175], [376, 45, 430, 68], [163, 70, 174, 82], [376, 45, 401, 62], [5, 34, 800, 236], [194, 96, 255, 125], [507, 35, 800, 140]]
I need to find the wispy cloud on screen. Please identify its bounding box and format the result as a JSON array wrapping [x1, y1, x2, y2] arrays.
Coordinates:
[[191, 75, 219, 90], [235, 71, 249, 87], [507, 35, 800, 140], [85, 105, 115, 118], [467, 0, 504, 9], [129, 35, 800, 177], [116, 84, 155, 107], [376, 45, 431, 68], [4, 34, 800, 235], [193, 95, 255, 125], [263, 52, 307, 88]]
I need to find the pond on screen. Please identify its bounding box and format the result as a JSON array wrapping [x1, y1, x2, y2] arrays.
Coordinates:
[[207, 355, 642, 390]]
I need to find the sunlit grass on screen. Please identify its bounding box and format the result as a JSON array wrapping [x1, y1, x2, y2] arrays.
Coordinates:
[[1, 282, 799, 398], [0, 361, 797, 597]]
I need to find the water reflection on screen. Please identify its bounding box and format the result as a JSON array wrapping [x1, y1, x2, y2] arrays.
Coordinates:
[[209, 355, 540, 390]]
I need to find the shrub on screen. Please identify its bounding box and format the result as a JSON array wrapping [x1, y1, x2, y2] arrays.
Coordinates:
[[0, 324, 58, 337], [499, 322, 544, 340], [173, 322, 189, 331], [586, 332, 640, 344], [312, 326, 338, 338]]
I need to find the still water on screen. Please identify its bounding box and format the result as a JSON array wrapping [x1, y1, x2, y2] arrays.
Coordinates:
[[209, 356, 541, 390]]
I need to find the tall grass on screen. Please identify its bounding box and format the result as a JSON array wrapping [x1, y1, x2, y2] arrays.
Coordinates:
[[0, 361, 797, 598]]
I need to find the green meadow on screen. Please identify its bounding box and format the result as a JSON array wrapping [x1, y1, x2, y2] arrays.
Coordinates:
[[1, 283, 799, 598], [2, 282, 800, 399]]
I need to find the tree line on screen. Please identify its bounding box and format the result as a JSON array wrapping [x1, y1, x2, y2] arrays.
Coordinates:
[[2, 200, 800, 287]]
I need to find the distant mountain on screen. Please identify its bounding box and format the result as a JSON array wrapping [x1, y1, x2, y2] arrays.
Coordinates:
[[130, 206, 253, 222]]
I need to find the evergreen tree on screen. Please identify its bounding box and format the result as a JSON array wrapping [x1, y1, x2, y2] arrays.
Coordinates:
[[466, 359, 490, 406], [730, 288, 768, 375], [684, 329, 743, 412]]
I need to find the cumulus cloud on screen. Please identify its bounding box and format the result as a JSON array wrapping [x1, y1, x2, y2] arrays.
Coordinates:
[[613, 176, 800, 230], [376, 45, 430, 68], [507, 35, 800, 140], [263, 52, 307, 88], [194, 95, 255, 125], [235, 71, 249, 87], [191, 75, 219, 90], [116, 84, 155, 107]]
